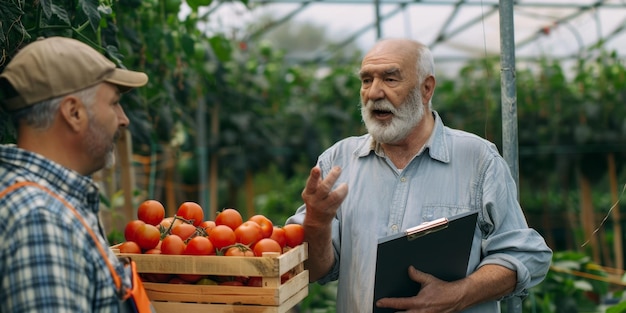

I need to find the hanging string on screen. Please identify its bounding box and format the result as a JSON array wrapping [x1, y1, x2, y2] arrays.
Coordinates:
[[480, 0, 488, 59], [581, 182, 626, 248]]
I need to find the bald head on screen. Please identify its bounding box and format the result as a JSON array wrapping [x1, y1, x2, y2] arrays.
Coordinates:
[[367, 38, 421, 58], [363, 38, 435, 84]]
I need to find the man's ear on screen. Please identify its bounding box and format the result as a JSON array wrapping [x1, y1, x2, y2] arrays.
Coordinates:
[[421, 75, 436, 104], [58, 96, 87, 132]]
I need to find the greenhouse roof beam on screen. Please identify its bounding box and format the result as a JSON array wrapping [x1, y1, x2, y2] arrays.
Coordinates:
[[248, 1, 315, 40], [247, 0, 625, 9], [310, 3, 408, 62], [516, 0, 606, 51], [430, 4, 499, 49], [431, 0, 466, 45]]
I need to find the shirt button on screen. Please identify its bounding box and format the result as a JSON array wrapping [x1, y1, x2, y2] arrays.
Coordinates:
[[391, 225, 398, 231], [400, 177, 407, 182]]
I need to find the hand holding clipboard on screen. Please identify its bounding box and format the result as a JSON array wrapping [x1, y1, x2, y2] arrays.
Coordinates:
[[372, 211, 478, 313]]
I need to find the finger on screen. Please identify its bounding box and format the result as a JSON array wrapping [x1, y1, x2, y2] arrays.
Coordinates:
[[327, 183, 349, 206], [303, 166, 322, 195], [408, 266, 431, 283], [376, 296, 412, 311], [319, 166, 342, 195]]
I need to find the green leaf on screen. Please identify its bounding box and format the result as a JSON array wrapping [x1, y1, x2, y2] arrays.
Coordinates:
[[607, 300, 626, 313], [98, 5, 112, 15], [181, 33, 195, 59], [39, 0, 54, 19], [104, 45, 125, 68], [208, 35, 232, 62], [50, 3, 70, 26], [79, 0, 101, 32], [0, 0, 26, 47], [185, 0, 212, 11]]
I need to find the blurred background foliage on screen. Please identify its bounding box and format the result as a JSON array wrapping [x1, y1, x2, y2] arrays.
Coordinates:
[[2, 0, 626, 311]]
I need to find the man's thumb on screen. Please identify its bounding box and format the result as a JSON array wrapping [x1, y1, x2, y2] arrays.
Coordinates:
[[408, 265, 429, 283]]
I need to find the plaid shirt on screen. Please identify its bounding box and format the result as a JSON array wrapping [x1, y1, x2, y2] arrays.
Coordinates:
[[0, 144, 130, 312]]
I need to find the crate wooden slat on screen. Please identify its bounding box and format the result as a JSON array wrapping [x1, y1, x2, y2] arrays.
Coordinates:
[[116, 243, 307, 277], [151, 286, 308, 313], [113, 243, 309, 312], [144, 269, 308, 305]]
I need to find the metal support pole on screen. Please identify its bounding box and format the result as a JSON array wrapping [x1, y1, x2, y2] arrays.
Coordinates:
[[500, 0, 522, 312], [500, 1, 519, 186], [374, 0, 382, 39]]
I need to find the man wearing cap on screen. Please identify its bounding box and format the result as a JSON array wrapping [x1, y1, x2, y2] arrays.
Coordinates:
[[0, 37, 149, 312]]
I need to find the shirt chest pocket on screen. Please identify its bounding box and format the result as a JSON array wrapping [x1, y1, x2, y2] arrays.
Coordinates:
[[422, 205, 473, 222]]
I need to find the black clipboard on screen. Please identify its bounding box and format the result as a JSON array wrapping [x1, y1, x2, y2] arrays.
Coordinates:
[[373, 211, 478, 313]]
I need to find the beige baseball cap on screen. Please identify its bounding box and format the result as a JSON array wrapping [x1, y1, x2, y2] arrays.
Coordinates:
[[0, 36, 148, 111]]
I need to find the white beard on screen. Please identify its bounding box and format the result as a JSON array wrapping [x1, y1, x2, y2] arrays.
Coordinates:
[[361, 88, 425, 144]]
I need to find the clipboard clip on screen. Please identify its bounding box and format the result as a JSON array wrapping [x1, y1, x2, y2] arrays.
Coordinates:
[[406, 217, 449, 241]]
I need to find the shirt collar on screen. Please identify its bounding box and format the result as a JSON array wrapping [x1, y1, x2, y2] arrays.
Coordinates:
[[425, 111, 451, 163], [0, 144, 100, 205], [353, 110, 451, 164]]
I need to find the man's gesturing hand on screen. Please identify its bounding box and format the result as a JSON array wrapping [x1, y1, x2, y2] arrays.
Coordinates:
[[301, 166, 348, 227]]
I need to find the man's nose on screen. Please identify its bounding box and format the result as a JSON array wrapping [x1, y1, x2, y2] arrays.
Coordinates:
[[116, 105, 130, 128], [366, 79, 385, 101]]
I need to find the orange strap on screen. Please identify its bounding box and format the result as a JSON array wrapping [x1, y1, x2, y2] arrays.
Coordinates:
[[0, 181, 127, 297]]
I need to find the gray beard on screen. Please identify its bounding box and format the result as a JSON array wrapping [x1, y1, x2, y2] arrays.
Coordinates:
[[361, 88, 425, 144], [84, 116, 117, 173], [103, 149, 116, 170]]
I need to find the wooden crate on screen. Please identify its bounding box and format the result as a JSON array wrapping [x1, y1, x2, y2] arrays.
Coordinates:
[[114, 243, 309, 313]]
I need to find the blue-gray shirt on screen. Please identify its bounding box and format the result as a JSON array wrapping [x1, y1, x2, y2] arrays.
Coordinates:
[[287, 111, 552, 312]]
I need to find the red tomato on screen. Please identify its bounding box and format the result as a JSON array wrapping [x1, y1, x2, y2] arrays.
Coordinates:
[[199, 220, 216, 235], [269, 226, 287, 248], [234, 221, 263, 246], [142, 272, 172, 283], [283, 224, 305, 247], [161, 234, 186, 255], [135, 224, 161, 250], [178, 274, 205, 283], [177, 202, 204, 226], [144, 248, 161, 254], [118, 241, 141, 254], [247, 276, 263, 287], [252, 238, 282, 256], [281, 272, 293, 284], [215, 208, 243, 230], [159, 216, 183, 233], [224, 244, 254, 257], [184, 236, 216, 256], [208, 225, 236, 250], [171, 223, 197, 241], [219, 280, 244, 286], [124, 219, 145, 242], [249, 215, 273, 238], [137, 199, 165, 226]]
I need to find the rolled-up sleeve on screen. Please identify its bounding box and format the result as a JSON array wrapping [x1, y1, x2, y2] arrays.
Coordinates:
[[477, 157, 553, 297]]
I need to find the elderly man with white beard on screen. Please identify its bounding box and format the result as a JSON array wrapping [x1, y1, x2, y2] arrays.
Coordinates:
[[286, 38, 552, 313]]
